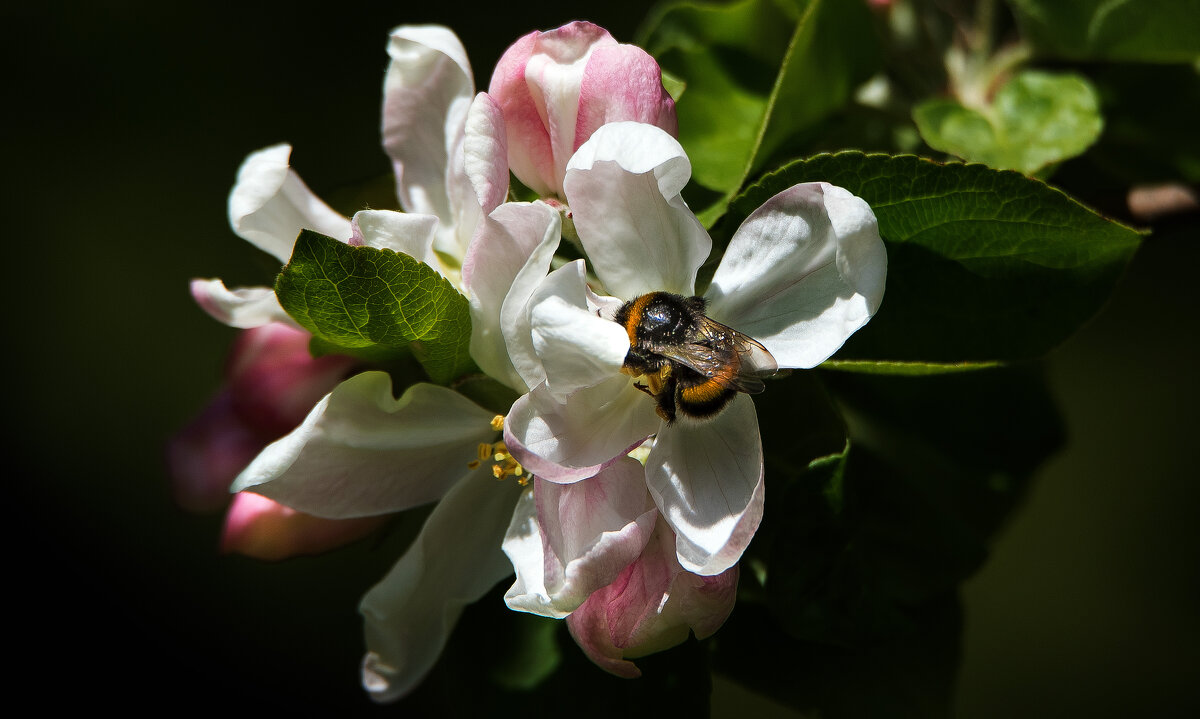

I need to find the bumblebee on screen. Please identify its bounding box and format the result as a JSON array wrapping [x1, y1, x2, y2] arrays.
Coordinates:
[[613, 291, 777, 423]]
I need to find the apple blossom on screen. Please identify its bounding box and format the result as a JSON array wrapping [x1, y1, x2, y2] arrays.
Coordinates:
[[175, 26, 509, 557], [499, 121, 887, 580], [487, 21, 677, 199], [232, 198, 565, 701]]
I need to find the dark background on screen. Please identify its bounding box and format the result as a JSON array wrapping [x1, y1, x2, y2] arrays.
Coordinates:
[[10, 1, 1197, 715]]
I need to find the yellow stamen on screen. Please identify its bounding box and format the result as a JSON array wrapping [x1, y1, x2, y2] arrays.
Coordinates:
[[469, 435, 530, 486], [490, 415, 506, 431]]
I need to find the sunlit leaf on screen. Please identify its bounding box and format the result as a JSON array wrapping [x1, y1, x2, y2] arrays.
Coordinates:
[[914, 70, 1103, 175], [275, 230, 474, 384]]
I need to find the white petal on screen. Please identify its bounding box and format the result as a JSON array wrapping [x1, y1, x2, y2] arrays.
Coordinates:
[[462, 201, 561, 393], [227, 144, 351, 262], [705, 182, 887, 369], [645, 393, 765, 576], [503, 460, 658, 618], [528, 260, 629, 400], [349, 210, 440, 269], [231, 372, 497, 518], [189, 278, 297, 329], [383, 26, 474, 225], [504, 378, 661, 483], [463, 93, 510, 215], [360, 467, 519, 703], [565, 122, 709, 299]]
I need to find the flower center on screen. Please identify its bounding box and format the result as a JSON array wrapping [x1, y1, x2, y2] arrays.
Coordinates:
[[466, 415, 529, 485]]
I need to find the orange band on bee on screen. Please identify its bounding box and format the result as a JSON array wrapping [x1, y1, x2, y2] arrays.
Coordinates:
[[679, 376, 731, 404], [622, 294, 655, 344]]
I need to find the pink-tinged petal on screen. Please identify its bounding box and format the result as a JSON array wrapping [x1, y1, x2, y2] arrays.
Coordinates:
[[189, 278, 297, 329], [220, 491, 388, 561], [167, 389, 268, 512], [705, 182, 887, 369], [576, 44, 677, 147], [361, 467, 520, 703], [646, 393, 765, 576], [489, 31, 556, 197], [383, 26, 474, 223], [227, 144, 352, 262], [462, 201, 561, 393], [231, 372, 498, 518], [503, 459, 658, 618], [463, 93, 509, 214], [565, 122, 709, 299], [225, 323, 357, 435], [349, 210, 440, 269], [523, 22, 618, 197], [528, 260, 629, 399], [565, 516, 739, 677], [504, 379, 660, 484]]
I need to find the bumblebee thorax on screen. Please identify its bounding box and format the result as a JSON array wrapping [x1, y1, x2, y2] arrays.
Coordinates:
[[617, 291, 706, 348]]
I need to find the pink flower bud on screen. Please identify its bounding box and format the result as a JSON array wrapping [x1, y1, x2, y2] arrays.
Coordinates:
[[488, 21, 676, 198], [220, 492, 388, 561], [564, 519, 738, 677], [168, 323, 355, 512]]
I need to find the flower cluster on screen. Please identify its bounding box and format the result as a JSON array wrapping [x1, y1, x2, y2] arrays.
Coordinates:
[[173, 19, 885, 701]]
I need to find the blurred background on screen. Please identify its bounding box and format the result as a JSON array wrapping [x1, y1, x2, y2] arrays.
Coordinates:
[[10, 1, 1197, 715]]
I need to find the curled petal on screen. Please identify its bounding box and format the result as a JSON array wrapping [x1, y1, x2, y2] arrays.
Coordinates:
[[576, 44, 677, 144], [383, 26, 474, 224], [646, 393, 764, 576], [463, 201, 561, 393], [705, 182, 887, 369], [231, 372, 498, 518], [349, 210, 439, 269], [565, 517, 739, 677], [220, 491, 387, 561], [503, 460, 658, 618], [361, 468, 519, 703], [227, 144, 351, 262], [504, 379, 660, 484], [528, 260, 629, 399], [565, 122, 709, 299], [189, 279, 297, 329], [463, 93, 510, 215]]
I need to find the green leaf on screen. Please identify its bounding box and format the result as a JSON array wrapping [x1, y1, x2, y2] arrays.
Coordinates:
[[725, 152, 1144, 362], [639, 0, 880, 225], [914, 70, 1104, 175], [275, 230, 475, 385], [1007, 0, 1200, 63]]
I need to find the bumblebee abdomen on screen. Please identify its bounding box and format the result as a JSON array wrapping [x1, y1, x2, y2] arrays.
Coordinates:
[[676, 378, 737, 419]]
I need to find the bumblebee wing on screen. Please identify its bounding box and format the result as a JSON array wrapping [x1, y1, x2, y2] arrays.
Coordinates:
[[693, 317, 778, 376], [651, 318, 776, 395]]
